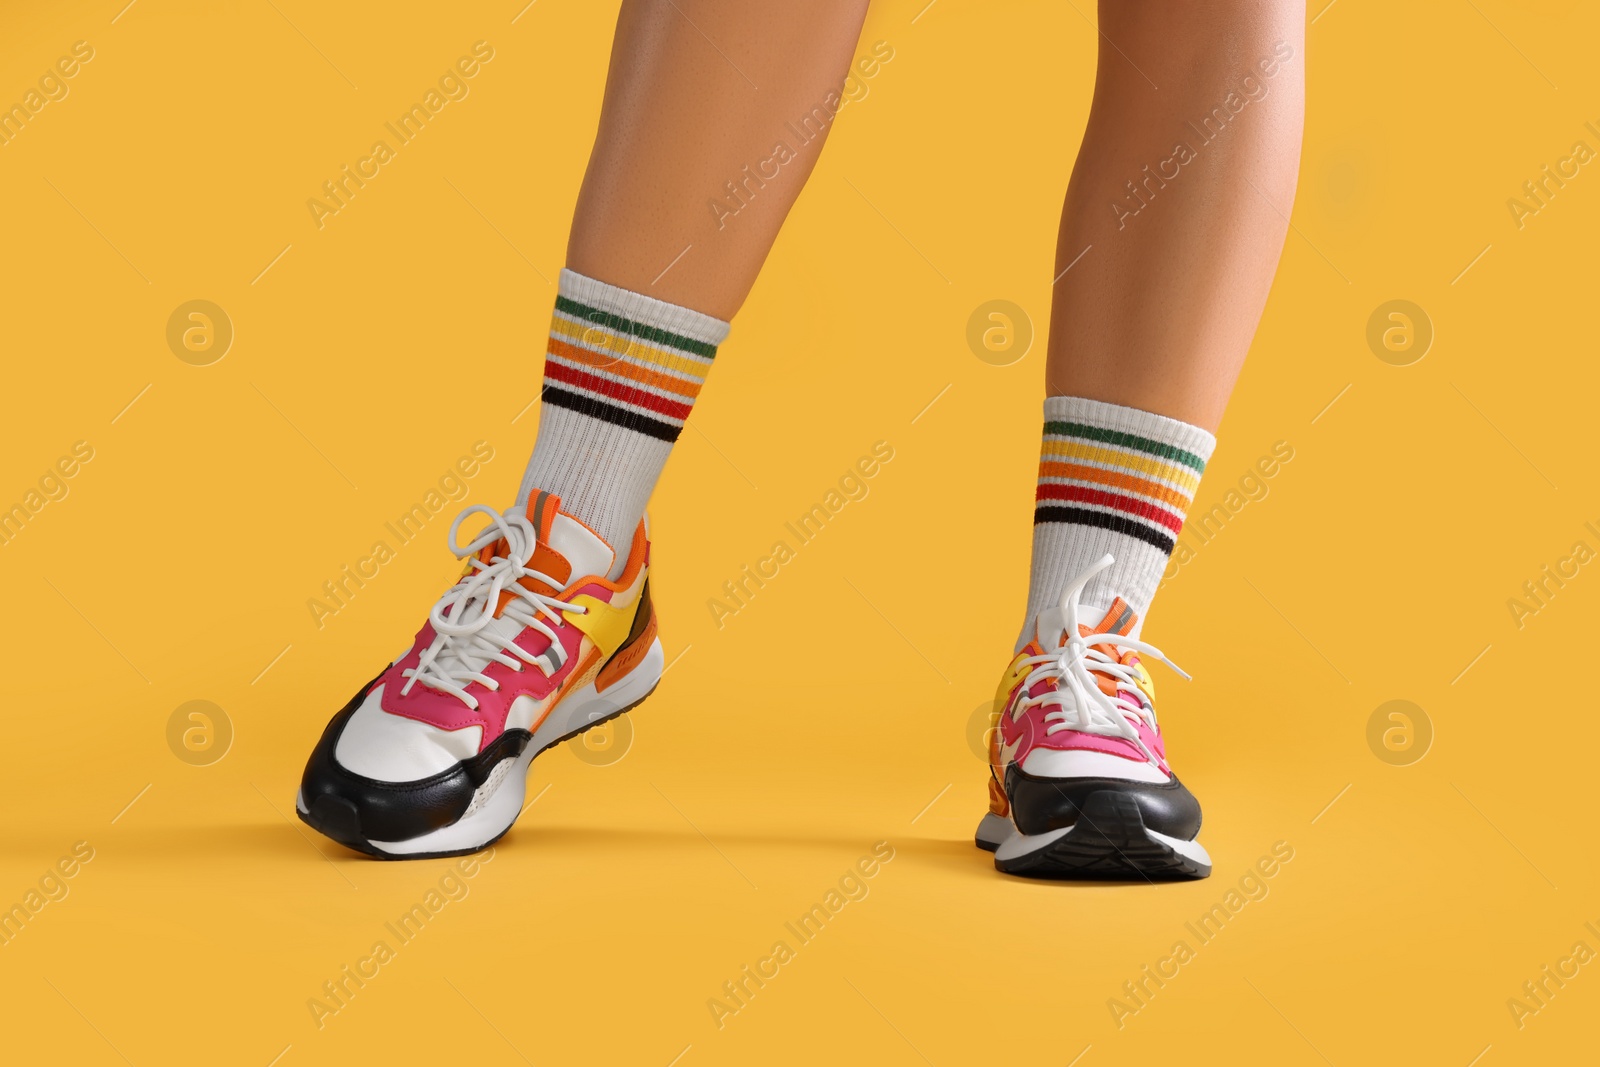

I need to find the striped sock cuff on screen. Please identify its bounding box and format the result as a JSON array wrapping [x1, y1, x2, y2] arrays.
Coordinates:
[[1017, 397, 1215, 649], [1034, 396, 1216, 556], [542, 268, 731, 443]]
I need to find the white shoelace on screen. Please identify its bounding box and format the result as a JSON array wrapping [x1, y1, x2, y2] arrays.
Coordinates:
[[1014, 554, 1188, 770], [399, 504, 584, 710]]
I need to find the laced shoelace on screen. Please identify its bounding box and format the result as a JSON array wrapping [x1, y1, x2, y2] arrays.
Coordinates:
[[1015, 554, 1189, 770], [399, 504, 585, 710]]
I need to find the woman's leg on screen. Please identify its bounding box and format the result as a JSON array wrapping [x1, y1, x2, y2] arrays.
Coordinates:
[[986, 1, 1305, 878], [1026, 0, 1305, 631], [299, 2, 871, 857], [1044, 0, 1305, 430], [569, 0, 871, 319], [517, 0, 871, 551]]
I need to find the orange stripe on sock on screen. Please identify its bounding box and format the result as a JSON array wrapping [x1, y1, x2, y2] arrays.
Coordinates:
[[547, 337, 704, 400], [1038, 460, 1193, 510]]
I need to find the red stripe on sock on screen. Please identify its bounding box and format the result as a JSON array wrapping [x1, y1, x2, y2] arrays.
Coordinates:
[[547, 337, 703, 399], [1035, 483, 1185, 534], [543, 361, 694, 422]]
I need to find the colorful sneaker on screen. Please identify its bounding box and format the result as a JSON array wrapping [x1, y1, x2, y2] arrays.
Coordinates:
[[297, 490, 663, 859], [976, 554, 1210, 879]]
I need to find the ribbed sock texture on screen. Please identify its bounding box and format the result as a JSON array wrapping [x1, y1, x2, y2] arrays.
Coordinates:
[[517, 269, 730, 569], [1016, 396, 1216, 650]]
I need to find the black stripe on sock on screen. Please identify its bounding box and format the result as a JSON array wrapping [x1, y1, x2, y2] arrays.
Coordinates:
[[541, 385, 683, 443], [1033, 505, 1176, 555]]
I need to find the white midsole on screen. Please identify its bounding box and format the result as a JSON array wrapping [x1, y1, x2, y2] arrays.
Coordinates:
[[988, 813, 1211, 867], [975, 812, 1013, 849], [364, 637, 664, 856]]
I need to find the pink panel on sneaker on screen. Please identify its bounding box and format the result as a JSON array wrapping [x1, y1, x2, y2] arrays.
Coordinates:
[[562, 581, 614, 603], [1001, 696, 1169, 774], [378, 621, 589, 750], [1037, 727, 1167, 771]]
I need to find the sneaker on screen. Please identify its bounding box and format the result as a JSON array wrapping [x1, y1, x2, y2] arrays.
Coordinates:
[[975, 554, 1210, 878], [297, 490, 663, 859]]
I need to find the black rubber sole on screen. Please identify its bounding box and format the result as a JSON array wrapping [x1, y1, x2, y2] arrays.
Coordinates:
[[297, 683, 658, 861], [973, 812, 1008, 853], [992, 790, 1211, 880]]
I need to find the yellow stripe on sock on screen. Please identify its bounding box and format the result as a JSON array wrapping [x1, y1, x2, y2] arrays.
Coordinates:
[[1040, 440, 1201, 494], [550, 316, 713, 382]]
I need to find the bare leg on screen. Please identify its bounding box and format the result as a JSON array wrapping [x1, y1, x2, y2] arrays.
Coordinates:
[[516, 0, 871, 544], [297, 3, 878, 858], [984, 2, 1307, 880], [568, 0, 871, 320], [992, 2, 1305, 876], [1046, 0, 1305, 430]]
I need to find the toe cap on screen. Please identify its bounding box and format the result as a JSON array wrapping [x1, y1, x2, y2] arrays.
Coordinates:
[[335, 682, 482, 781], [299, 672, 527, 847], [1005, 762, 1202, 840]]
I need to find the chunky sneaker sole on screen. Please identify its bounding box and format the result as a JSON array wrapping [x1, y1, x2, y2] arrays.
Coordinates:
[[974, 792, 1211, 879], [981, 553, 1211, 881], [298, 635, 662, 860], [297, 491, 660, 860]]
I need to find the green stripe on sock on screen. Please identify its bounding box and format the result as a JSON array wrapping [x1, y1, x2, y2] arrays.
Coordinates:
[[554, 295, 719, 359], [1042, 420, 1208, 473]]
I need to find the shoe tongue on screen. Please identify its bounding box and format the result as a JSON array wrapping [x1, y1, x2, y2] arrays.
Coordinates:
[[520, 489, 614, 593], [1034, 596, 1139, 650], [1032, 597, 1140, 698], [1089, 598, 1138, 639]]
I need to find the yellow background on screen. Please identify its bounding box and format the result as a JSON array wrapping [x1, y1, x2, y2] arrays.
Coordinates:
[[2, 1, 1597, 1063]]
